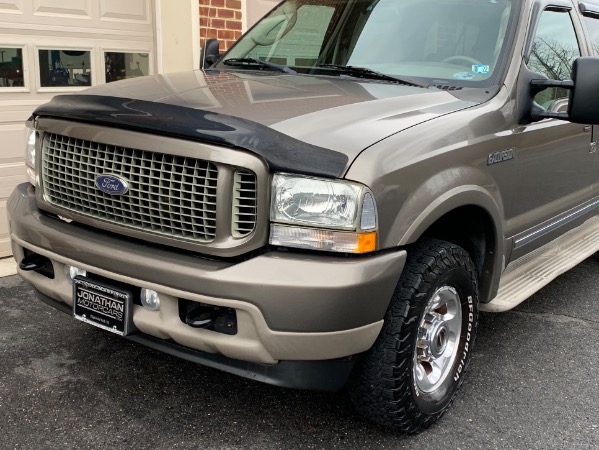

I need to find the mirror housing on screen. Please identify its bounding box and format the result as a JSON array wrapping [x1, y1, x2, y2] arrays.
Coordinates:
[[201, 38, 221, 69], [568, 57, 599, 124], [521, 57, 599, 125]]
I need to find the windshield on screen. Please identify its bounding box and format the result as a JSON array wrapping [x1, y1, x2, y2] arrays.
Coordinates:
[[218, 0, 518, 87]]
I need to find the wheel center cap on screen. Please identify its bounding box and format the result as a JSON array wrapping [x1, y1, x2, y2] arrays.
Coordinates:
[[430, 322, 448, 358]]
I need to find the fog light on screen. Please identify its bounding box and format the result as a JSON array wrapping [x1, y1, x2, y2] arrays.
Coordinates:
[[66, 265, 87, 281], [141, 288, 161, 311]]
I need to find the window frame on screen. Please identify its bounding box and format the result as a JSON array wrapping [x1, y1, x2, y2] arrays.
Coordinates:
[[523, 0, 592, 58], [523, 2, 592, 112], [35, 46, 94, 93], [525, 7, 583, 78], [579, 2, 599, 55], [101, 49, 154, 84], [0, 44, 29, 93]]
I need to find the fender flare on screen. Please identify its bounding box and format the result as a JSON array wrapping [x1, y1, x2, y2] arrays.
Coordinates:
[[398, 185, 503, 246], [397, 184, 505, 303]]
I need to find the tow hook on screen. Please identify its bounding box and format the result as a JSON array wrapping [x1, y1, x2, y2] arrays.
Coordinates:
[[182, 301, 238, 335], [18, 252, 55, 279], [185, 308, 216, 329], [19, 253, 48, 271]]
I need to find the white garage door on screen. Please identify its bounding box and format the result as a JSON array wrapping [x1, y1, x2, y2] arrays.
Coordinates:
[[0, 0, 156, 257]]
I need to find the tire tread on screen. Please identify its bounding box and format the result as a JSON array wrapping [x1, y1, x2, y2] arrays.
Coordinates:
[[349, 238, 479, 433]]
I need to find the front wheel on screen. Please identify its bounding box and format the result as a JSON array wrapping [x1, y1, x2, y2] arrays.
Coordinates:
[[349, 239, 479, 433]]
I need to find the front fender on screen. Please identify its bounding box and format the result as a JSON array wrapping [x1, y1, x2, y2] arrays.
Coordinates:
[[398, 184, 503, 246], [388, 167, 506, 304]]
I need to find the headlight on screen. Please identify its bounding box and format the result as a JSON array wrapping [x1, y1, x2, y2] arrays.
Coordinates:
[[270, 173, 378, 253], [25, 122, 37, 186]]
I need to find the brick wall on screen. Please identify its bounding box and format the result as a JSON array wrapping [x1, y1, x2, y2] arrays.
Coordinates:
[[199, 0, 243, 52]]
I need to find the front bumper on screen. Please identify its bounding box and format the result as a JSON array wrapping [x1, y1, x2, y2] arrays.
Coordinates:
[[8, 183, 406, 387]]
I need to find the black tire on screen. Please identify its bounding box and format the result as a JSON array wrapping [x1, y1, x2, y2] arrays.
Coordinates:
[[349, 238, 479, 433]]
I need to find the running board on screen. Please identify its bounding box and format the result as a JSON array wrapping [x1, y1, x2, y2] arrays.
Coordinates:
[[481, 216, 599, 312]]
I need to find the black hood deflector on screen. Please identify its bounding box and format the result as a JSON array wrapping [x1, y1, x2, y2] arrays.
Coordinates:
[[33, 95, 349, 178]]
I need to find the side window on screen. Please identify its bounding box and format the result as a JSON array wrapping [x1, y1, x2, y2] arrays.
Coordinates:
[[527, 10, 581, 109], [583, 15, 599, 55]]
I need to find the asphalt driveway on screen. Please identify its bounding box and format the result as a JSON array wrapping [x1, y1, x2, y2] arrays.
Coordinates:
[[1, 257, 598, 449]]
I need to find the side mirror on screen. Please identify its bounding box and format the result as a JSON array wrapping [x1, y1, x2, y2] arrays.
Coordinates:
[[521, 57, 599, 125], [568, 57, 599, 124], [201, 38, 221, 69]]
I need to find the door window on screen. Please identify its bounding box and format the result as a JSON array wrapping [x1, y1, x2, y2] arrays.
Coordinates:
[[527, 10, 581, 110], [0, 47, 24, 88]]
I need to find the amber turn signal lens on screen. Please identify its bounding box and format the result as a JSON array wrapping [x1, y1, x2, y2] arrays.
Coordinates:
[[356, 232, 377, 254], [270, 224, 378, 254]]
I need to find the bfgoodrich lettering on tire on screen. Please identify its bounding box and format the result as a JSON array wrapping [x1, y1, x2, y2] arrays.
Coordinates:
[[349, 239, 479, 433]]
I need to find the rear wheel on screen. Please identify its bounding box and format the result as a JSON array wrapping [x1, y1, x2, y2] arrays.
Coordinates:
[[349, 239, 479, 433]]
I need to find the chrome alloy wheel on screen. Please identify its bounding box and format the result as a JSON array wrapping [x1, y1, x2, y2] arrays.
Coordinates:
[[414, 286, 462, 393]]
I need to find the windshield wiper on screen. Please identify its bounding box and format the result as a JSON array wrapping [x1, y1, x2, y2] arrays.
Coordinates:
[[223, 58, 296, 74], [318, 64, 429, 88]]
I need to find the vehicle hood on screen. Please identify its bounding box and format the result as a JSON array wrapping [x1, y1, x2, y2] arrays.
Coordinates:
[[35, 70, 479, 177]]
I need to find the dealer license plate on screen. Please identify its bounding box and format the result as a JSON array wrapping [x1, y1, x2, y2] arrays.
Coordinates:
[[73, 277, 134, 336]]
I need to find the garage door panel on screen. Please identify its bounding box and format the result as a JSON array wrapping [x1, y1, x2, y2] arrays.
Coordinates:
[[0, 0, 153, 32], [0, 165, 24, 198], [0, 0, 156, 258], [0, 167, 24, 257], [0, 103, 30, 258], [100, 0, 150, 23], [1, 124, 26, 159], [33, 0, 91, 18], [1, 123, 28, 257], [0, 199, 12, 257], [0, 107, 35, 124], [0, 111, 33, 123], [0, 0, 23, 14]]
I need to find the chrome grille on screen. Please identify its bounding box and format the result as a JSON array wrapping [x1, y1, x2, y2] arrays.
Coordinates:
[[42, 133, 218, 243], [232, 170, 257, 238]]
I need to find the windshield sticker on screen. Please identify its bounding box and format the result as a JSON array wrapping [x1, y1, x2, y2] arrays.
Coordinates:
[[453, 72, 474, 80], [472, 64, 490, 74]]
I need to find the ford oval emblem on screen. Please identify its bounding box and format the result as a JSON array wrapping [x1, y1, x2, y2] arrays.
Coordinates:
[[95, 174, 130, 195]]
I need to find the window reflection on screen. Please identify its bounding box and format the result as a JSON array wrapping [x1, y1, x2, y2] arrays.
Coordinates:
[[105, 52, 149, 82], [583, 16, 599, 56], [527, 11, 580, 110], [39, 50, 91, 87], [0, 47, 24, 87]]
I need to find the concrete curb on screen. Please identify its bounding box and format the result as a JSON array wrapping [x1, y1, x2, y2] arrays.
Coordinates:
[[0, 257, 17, 278]]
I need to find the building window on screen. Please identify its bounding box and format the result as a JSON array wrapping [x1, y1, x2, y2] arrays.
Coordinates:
[[39, 49, 91, 87], [0, 47, 24, 88], [105, 52, 149, 83]]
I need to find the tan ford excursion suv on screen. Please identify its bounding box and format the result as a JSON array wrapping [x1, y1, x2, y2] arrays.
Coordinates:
[[7, 0, 599, 433]]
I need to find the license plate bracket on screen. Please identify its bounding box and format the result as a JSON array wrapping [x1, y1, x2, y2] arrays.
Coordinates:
[[73, 276, 134, 336]]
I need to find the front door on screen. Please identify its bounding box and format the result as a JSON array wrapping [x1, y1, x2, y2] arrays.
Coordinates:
[[506, 5, 597, 258]]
